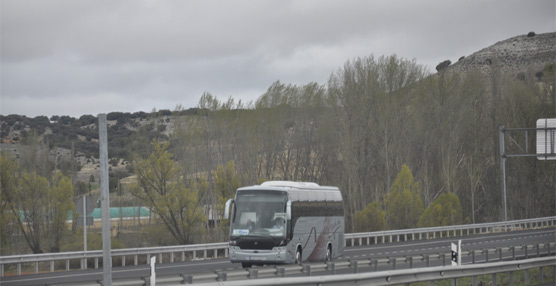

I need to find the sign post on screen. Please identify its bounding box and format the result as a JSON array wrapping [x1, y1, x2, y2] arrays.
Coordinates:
[[150, 256, 156, 286], [76, 195, 94, 269]]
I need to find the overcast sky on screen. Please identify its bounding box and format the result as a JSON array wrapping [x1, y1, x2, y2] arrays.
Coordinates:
[[1, 0, 555, 118]]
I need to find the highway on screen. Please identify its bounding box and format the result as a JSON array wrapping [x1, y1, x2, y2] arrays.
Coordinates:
[[1, 227, 554, 285]]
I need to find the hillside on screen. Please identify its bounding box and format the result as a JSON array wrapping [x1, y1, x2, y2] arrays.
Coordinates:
[[438, 31, 555, 76]]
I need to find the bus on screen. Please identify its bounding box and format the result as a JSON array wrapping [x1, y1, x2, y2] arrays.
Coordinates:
[[224, 181, 344, 268]]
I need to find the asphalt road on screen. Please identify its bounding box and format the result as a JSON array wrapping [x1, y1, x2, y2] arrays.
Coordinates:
[[1, 227, 554, 286]]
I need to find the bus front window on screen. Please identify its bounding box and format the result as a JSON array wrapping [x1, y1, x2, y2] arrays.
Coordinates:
[[231, 191, 287, 238]]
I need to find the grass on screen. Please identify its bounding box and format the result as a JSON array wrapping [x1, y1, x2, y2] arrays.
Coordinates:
[[401, 266, 555, 286]]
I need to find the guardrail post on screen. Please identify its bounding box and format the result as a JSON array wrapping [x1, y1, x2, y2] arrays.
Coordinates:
[[327, 262, 336, 275], [247, 268, 258, 279], [524, 245, 528, 259], [471, 250, 476, 264], [303, 264, 311, 276], [492, 273, 497, 286], [180, 274, 193, 284], [524, 269, 529, 284], [511, 246, 516, 260], [216, 271, 227, 281], [17, 263, 21, 275], [484, 249, 489, 263], [66, 259, 69, 271], [134, 255, 138, 266], [441, 253, 446, 266], [536, 244, 540, 257], [498, 248, 502, 261], [425, 255, 430, 267], [50, 261, 54, 273], [34, 261, 38, 274], [372, 258, 378, 271], [406, 256, 413, 268], [390, 257, 397, 270], [276, 267, 285, 277], [539, 267, 544, 283], [509, 271, 514, 286], [350, 260, 359, 273]]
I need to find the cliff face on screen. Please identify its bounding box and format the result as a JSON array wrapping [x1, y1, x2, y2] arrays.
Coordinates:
[[441, 32, 556, 76]]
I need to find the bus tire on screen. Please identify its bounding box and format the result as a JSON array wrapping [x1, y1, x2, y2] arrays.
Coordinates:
[[325, 244, 332, 262], [295, 247, 302, 265], [241, 262, 252, 268]]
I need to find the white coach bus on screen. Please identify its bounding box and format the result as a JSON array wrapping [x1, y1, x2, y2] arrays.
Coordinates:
[[224, 181, 345, 268]]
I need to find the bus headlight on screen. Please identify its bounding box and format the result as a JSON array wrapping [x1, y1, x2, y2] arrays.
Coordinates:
[[229, 240, 238, 246]]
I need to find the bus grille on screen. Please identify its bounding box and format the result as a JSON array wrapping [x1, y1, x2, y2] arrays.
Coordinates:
[[238, 240, 275, 250]]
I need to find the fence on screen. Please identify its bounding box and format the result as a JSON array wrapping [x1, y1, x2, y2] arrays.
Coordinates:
[[1, 216, 555, 277]]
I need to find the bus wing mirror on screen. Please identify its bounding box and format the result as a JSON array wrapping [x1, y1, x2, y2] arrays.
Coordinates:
[[224, 199, 234, 219], [286, 200, 292, 220]]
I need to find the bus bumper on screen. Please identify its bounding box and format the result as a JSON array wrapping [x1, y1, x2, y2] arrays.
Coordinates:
[[229, 246, 291, 264]]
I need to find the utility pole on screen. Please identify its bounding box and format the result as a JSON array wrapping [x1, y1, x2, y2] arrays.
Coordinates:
[[99, 114, 112, 285]]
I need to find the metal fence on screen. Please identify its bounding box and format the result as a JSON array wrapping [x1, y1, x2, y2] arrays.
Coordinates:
[[190, 256, 556, 286], [1, 216, 555, 277], [18, 243, 556, 286], [344, 216, 556, 247]]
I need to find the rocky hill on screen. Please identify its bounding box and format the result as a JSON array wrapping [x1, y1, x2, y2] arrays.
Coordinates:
[[437, 31, 555, 77]]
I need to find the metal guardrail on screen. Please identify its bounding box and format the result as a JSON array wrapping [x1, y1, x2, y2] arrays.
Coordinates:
[[191, 256, 556, 286], [345, 216, 556, 247], [35, 242, 556, 285], [1, 216, 555, 277]]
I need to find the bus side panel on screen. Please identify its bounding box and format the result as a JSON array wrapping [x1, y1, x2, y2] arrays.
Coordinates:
[[292, 216, 344, 262]]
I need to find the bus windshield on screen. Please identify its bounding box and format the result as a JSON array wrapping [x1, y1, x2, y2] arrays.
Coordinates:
[[231, 191, 287, 238]]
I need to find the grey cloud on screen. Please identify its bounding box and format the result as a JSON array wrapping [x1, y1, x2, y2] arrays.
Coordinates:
[[1, 0, 554, 118]]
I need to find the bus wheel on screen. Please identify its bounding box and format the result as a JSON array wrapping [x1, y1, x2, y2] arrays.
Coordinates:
[[295, 248, 302, 265], [325, 245, 332, 262], [242, 262, 252, 268]]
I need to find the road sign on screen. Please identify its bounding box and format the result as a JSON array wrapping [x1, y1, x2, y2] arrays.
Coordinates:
[[76, 196, 95, 216], [537, 118, 556, 160], [451, 240, 461, 266]]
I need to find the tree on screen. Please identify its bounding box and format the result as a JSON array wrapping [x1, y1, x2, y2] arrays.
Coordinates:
[[1, 152, 19, 254], [418, 192, 463, 227], [212, 161, 242, 239], [384, 165, 424, 229], [353, 201, 386, 232], [48, 171, 74, 252], [130, 141, 206, 244]]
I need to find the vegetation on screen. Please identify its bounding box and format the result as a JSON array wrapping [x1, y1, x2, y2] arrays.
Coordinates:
[[1, 53, 554, 255]]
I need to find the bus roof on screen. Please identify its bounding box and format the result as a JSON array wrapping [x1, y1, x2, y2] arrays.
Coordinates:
[[238, 181, 339, 192]]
